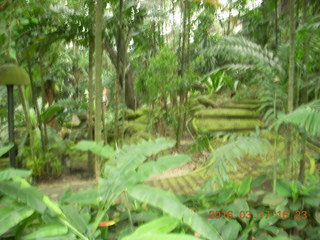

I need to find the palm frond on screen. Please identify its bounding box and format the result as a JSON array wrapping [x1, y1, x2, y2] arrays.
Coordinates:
[[271, 100, 320, 137], [213, 36, 285, 76], [209, 136, 272, 185]]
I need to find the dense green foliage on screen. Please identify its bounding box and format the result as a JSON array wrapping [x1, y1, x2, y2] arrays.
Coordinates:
[[0, 0, 320, 239]]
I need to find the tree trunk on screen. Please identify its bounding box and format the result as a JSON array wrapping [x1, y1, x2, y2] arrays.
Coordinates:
[[94, 0, 103, 178], [114, 0, 124, 146], [286, 0, 295, 181], [26, 46, 46, 157], [298, 0, 308, 179], [298, 133, 306, 182], [176, 0, 187, 148], [88, 1, 95, 176], [300, 0, 309, 104], [39, 52, 48, 147], [288, 0, 295, 111], [18, 86, 34, 162], [172, 0, 176, 50], [275, 0, 278, 50]]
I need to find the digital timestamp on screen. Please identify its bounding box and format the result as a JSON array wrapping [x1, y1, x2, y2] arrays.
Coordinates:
[[208, 210, 308, 220]]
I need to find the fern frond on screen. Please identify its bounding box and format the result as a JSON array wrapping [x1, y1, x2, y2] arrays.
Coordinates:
[[214, 36, 285, 76], [271, 100, 320, 137], [209, 136, 272, 185]]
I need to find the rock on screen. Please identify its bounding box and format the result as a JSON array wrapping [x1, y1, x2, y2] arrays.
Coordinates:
[[64, 114, 81, 128], [190, 105, 206, 114], [124, 122, 148, 137], [195, 108, 259, 118], [134, 115, 149, 124], [222, 102, 259, 110], [192, 118, 264, 133], [124, 107, 149, 120], [125, 131, 153, 144], [196, 96, 216, 108]]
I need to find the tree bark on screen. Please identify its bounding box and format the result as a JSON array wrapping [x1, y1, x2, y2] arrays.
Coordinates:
[[300, 0, 309, 104], [275, 0, 278, 50], [176, 0, 187, 148], [87, 1, 95, 176], [288, 0, 295, 111], [286, 0, 295, 181], [18, 86, 34, 161], [26, 52, 46, 157], [105, 40, 137, 110], [39, 52, 48, 148], [94, 0, 103, 178]]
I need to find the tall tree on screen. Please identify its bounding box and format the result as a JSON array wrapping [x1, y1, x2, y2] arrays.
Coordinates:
[[286, 0, 295, 180], [94, 0, 103, 178], [176, 0, 188, 148], [114, 0, 124, 146], [298, 0, 309, 182], [275, 0, 279, 50], [87, 0, 95, 176], [287, 0, 295, 111]]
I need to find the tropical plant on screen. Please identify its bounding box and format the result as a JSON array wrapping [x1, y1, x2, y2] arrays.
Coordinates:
[[185, 173, 320, 240], [0, 138, 222, 240]]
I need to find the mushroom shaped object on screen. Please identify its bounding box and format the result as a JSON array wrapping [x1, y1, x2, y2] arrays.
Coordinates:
[[0, 64, 30, 167]]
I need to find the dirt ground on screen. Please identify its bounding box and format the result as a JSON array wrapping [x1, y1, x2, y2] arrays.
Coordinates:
[[37, 173, 96, 201]]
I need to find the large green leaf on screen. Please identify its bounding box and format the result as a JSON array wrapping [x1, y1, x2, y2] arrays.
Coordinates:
[[117, 138, 176, 175], [221, 220, 241, 240], [65, 190, 99, 205], [259, 215, 278, 229], [62, 206, 87, 235], [0, 168, 32, 181], [262, 193, 285, 206], [237, 176, 252, 197], [130, 216, 179, 236], [72, 141, 115, 159], [127, 185, 222, 240], [0, 182, 47, 213], [276, 180, 291, 197], [122, 233, 201, 240], [0, 144, 14, 157], [137, 154, 191, 180], [41, 105, 64, 122], [21, 224, 68, 240], [0, 206, 34, 235]]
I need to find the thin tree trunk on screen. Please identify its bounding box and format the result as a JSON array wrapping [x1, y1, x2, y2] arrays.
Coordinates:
[[26, 46, 46, 157], [121, 63, 126, 146], [275, 0, 278, 50], [115, 0, 123, 146], [94, 0, 103, 178], [172, 0, 176, 50], [88, 9, 94, 176], [286, 0, 295, 181], [18, 86, 34, 161], [176, 0, 187, 148], [300, 0, 309, 104], [39, 52, 48, 147], [288, 0, 295, 112], [182, 0, 191, 133]]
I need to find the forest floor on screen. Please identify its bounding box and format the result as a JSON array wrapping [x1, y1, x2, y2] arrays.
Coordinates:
[[38, 173, 96, 201], [37, 137, 200, 200], [37, 135, 273, 200]]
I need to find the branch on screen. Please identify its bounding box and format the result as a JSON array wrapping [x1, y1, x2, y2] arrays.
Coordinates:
[[104, 38, 117, 68]]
